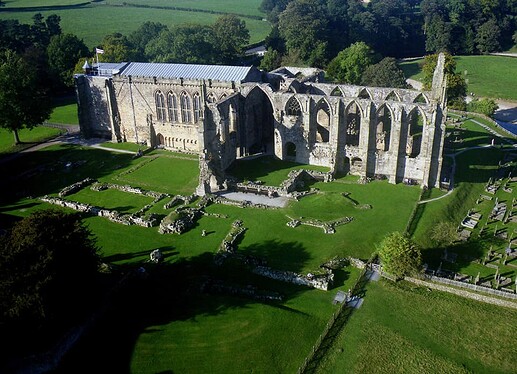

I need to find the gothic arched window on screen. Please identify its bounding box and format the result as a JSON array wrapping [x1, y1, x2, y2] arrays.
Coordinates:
[[167, 92, 178, 122], [155, 91, 166, 122], [286, 96, 302, 116], [180, 92, 192, 123], [193, 92, 202, 122]]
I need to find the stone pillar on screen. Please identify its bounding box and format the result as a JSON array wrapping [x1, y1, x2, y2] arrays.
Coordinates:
[[420, 109, 437, 188], [388, 106, 403, 183], [358, 102, 371, 176], [329, 101, 341, 173]]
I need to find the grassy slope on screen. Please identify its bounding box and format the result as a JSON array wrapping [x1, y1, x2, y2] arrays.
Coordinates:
[[0, 2, 270, 47], [399, 56, 517, 101], [317, 280, 516, 374], [0, 126, 63, 155], [48, 103, 79, 125]]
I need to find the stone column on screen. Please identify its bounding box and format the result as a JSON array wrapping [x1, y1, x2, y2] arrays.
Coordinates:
[[388, 105, 403, 183], [358, 102, 372, 176], [328, 100, 341, 172]]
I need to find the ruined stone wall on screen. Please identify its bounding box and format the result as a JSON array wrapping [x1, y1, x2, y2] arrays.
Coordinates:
[[75, 75, 113, 139]]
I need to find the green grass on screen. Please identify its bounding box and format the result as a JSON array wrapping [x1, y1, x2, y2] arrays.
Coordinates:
[[99, 141, 147, 152], [0, 2, 271, 47], [317, 280, 516, 374], [0, 126, 63, 155], [106, 0, 265, 18], [114, 155, 199, 195], [48, 103, 79, 125], [1, 0, 86, 7], [0, 132, 509, 373], [227, 156, 330, 186], [67, 188, 155, 214], [400, 55, 517, 101]]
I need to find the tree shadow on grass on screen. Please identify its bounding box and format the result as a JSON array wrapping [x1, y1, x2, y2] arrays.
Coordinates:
[[102, 246, 178, 264], [54, 244, 314, 373]]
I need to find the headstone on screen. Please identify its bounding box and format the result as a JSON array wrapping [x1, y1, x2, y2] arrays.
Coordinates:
[[150, 249, 163, 263]]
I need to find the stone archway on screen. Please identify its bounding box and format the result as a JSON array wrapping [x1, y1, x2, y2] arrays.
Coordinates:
[[285, 142, 296, 160], [244, 87, 274, 155], [156, 133, 165, 147]]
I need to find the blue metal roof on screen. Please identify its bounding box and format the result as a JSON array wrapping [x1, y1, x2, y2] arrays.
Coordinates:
[[119, 62, 256, 82]]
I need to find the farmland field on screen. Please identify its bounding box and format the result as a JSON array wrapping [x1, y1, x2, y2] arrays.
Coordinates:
[[0, 1, 271, 47]]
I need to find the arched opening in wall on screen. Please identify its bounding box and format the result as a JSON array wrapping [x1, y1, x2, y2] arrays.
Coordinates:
[[285, 142, 296, 159], [286, 96, 302, 116], [385, 91, 400, 101], [155, 91, 166, 122], [407, 109, 424, 157], [315, 99, 330, 143], [351, 157, 362, 172], [180, 92, 192, 123], [244, 87, 274, 155], [343, 157, 350, 174], [207, 92, 217, 103], [345, 102, 361, 146], [413, 93, 428, 104], [375, 105, 392, 152], [156, 133, 165, 147], [358, 88, 371, 100], [167, 92, 178, 122], [228, 103, 238, 145], [331, 87, 343, 96], [193, 92, 202, 122]]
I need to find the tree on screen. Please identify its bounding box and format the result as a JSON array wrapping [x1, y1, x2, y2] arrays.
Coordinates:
[[378, 232, 422, 278], [47, 33, 89, 87], [0, 50, 52, 144], [99, 33, 138, 62], [326, 42, 376, 84], [212, 15, 250, 63], [425, 15, 453, 53], [278, 0, 329, 64], [0, 210, 100, 329], [145, 25, 215, 64], [475, 18, 501, 54], [361, 57, 408, 88], [128, 21, 168, 60], [430, 221, 459, 247], [260, 48, 282, 71]]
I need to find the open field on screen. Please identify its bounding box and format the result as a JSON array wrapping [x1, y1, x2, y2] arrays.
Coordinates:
[[0, 1, 271, 47], [317, 280, 516, 374], [400, 55, 517, 101]]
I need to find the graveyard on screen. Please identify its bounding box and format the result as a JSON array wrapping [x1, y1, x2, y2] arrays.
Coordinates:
[[1, 112, 516, 372]]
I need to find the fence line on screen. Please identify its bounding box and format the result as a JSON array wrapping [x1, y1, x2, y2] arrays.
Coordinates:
[[297, 259, 374, 374]]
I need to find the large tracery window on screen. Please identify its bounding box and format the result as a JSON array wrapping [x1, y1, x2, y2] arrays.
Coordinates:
[[286, 96, 302, 116], [193, 92, 202, 122], [180, 92, 192, 123], [155, 91, 166, 122], [167, 92, 178, 122]]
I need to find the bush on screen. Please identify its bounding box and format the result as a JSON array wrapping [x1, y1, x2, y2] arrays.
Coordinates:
[[467, 98, 499, 117]]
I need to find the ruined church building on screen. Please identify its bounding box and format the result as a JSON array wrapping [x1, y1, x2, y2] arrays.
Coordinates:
[[75, 54, 447, 194]]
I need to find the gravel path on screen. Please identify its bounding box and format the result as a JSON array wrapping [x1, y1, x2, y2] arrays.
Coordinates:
[[217, 191, 289, 208]]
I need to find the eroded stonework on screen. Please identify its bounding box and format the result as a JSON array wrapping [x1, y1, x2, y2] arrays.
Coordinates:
[[76, 55, 447, 193]]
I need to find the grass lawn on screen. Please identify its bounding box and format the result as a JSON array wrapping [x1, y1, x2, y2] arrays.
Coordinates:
[[49, 102, 79, 125], [399, 55, 517, 101], [0, 132, 508, 373], [114, 155, 199, 195], [227, 155, 330, 186], [67, 188, 155, 214], [316, 280, 516, 374], [0, 126, 63, 155], [0, 2, 271, 47]]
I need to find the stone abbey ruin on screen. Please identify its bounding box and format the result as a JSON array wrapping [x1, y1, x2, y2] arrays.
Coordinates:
[[76, 54, 447, 193]]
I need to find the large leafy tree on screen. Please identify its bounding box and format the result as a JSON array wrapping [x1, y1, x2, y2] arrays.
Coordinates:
[[99, 33, 139, 62], [0, 210, 100, 330], [278, 0, 329, 65], [47, 33, 89, 87], [326, 42, 376, 84], [0, 50, 52, 144], [145, 25, 215, 64], [129, 21, 168, 60], [378, 232, 422, 278], [361, 57, 407, 88], [475, 18, 501, 54], [212, 15, 250, 63]]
